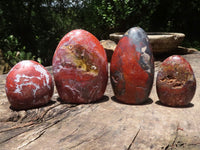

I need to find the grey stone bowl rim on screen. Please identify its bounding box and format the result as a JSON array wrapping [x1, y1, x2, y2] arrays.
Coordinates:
[[109, 32, 185, 53], [109, 32, 185, 40]]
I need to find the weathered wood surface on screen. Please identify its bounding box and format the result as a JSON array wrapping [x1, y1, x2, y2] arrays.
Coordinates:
[[1, 51, 200, 150]]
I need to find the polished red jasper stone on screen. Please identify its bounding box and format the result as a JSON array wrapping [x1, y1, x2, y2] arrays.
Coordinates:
[[156, 55, 196, 107], [52, 29, 108, 103], [5, 60, 54, 110], [110, 27, 154, 104]]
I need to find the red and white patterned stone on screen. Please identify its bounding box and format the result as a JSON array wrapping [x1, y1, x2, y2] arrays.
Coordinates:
[[5, 60, 54, 110], [52, 29, 108, 103]]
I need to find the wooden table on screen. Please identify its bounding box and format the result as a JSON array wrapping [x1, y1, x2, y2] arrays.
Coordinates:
[[1, 51, 200, 150]]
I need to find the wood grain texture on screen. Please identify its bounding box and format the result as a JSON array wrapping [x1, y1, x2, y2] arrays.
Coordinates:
[[1, 52, 200, 150]]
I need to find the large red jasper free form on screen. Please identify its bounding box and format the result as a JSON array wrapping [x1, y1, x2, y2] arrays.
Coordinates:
[[156, 55, 196, 107], [52, 29, 108, 103], [5, 60, 54, 110], [110, 27, 154, 104]]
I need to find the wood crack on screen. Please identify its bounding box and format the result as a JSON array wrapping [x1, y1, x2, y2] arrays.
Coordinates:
[[0, 110, 69, 145], [17, 130, 46, 149], [171, 124, 180, 148], [59, 128, 79, 143], [0, 103, 79, 133], [0, 104, 81, 145], [127, 128, 141, 150], [67, 127, 109, 149], [0, 122, 35, 133], [0, 125, 34, 144], [162, 123, 184, 150], [68, 139, 91, 149], [188, 142, 200, 146]]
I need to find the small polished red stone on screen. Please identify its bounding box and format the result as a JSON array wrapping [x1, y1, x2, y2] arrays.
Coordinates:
[[156, 55, 196, 107], [5, 60, 54, 110]]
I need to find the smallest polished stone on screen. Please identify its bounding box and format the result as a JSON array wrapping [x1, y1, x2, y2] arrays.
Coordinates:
[[5, 60, 54, 110], [156, 55, 196, 107]]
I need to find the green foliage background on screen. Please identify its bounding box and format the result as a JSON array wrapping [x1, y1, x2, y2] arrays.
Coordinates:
[[0, 0, 200, 67]]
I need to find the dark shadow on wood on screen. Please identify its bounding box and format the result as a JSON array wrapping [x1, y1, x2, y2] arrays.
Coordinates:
[[9, 99, 57, 111], [57, 95, 109, 105], [91, 95, 109, 104], [57, 97, 64, 103], [111, 96, 153, 106], [155, 100, 194, 108]]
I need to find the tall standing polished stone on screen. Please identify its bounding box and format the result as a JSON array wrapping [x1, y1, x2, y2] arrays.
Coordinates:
[[110, 27, 154, 104]]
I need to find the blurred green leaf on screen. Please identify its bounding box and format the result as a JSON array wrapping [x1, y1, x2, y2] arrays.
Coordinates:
[[19, 51, 25, 59]]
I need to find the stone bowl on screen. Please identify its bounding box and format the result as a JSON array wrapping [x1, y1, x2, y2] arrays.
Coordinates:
[[109, 32, 185, 54]]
